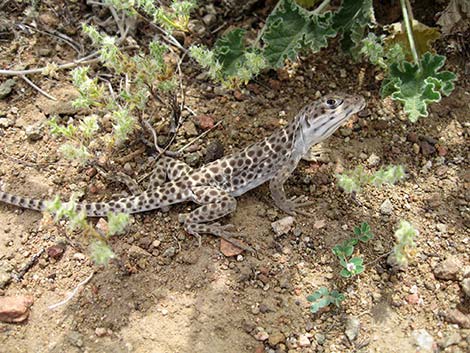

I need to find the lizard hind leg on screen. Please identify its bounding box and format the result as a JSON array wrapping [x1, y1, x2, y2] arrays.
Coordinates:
[[146, 156, 193, 190], [179, 186, 253, 252]]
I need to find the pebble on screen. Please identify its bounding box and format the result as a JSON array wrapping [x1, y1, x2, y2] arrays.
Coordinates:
[[380, 198, 393, 215], [182, 120, 198, 137], [67, 331, 84, 348], [433, 256, 462, 280], [412, 329, 434, 352], [344, 316, 360, 341], [461, 278, 470, 298], [202, 13, 216, 26], [47, 244, 65, 260], [95, 327, 107, 337], [25, 122, 44, 141], [0, 79, 15, 99], [204, 140, 224, 163], [367, 153, 380, 167], [73, 252, 86, 261], [442, 309, 470, 328], [438, 332, 461, 349], [253, 328, 269, 341], [297, 334, 311, 347], [435, 223, 447, 235], [419, 140, 436, 156], [268, 331, 285, 346], [271, 216, 295, 236], [163, 246, 176, 258], [194, 114, 215, 130], [0, 268, 11, 289], [0, 295, 34, 323], [340, 127, 352, 137], [0, 117, 13, 128]]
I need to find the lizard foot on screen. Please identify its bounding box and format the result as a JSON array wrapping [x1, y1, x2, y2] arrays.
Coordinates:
[[277, 195, 315, 217], [184, 222, 254, 253]]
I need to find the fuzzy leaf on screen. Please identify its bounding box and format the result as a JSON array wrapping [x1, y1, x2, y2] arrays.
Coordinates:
[[381, 52, 457, 122], [332, 0, 375, 56], [263, 0, 336, 68], [214, 29, 247, 76]]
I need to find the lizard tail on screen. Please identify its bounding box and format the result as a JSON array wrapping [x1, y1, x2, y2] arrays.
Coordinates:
[[1, 183, 192, 218], [0, 191, 47, 212]]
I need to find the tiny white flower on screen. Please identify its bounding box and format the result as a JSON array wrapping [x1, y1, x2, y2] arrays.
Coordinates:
[[346, 262, 356, 272]]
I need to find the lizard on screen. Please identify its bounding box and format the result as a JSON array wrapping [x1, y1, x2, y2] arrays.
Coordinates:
[[0, 93, 365, 249]]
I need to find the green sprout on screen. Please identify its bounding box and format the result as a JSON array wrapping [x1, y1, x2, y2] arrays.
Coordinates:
[[307, 287, 345, 313], [392, 220, 418, 267], [337, 165, 406, 194]]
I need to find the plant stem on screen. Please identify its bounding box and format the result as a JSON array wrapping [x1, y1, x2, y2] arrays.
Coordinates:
[[313, 0, 331, 15], [253, 0, 285, 48], [399, 0, 420, 68]]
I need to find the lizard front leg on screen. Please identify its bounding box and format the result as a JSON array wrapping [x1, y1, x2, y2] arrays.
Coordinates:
[[179, 186, 253, 252], [269, 160, 314, 216]]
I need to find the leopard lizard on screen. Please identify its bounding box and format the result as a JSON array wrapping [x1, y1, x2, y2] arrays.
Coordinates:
[[0, 93, 365, 248]]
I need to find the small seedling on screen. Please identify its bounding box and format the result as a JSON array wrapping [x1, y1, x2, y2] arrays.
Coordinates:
[[332, 222, 374, 278], [45, 197, 130, 265], [337, 165, 406, 194], [307, 287, 345, 313], [392, 220, 418, 267]]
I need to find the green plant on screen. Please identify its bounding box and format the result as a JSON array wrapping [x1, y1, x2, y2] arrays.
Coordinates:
[[332, 222, 373, 278], [45, 197, 130, 265], [337, 165, 406, 194], [190, 0, 456, 122], [392, 220, 418, 267], [307, 286, 345, 313]]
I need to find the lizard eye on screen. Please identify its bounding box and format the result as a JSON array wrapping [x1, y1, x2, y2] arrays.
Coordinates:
[[325, 98, 343, 109]]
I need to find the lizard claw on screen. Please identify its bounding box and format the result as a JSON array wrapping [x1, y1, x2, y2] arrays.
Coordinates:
[[277, 195, 314, 217]]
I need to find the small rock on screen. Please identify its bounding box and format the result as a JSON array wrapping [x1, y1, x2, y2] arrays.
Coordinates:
[[0, 117, 13, 128], [407, 293, 420, 305], [152, 240, 161, 249], [0, 295, 34, 323], [367, 153, 380, 167], [268, 332, 285, 346], [297, 334, 310, 347], [271, 216, 295, 236], [202, 13, 216, 26], [185, 152, 201, 167], [253, 328, 269, 341], [268, 79, 281, 90], [194, 114, 215, 130], [438, 332, 461, 349], [436, 145, 448, 156], [47, 244, 65, 260], [25, 122, 44, 141], [345, 316, 360, 341], [163, 246, 176, 258], [412, 329, 434, 352], [182, 120, 198, 137], [461, 278, 470, 298], [129, 245, 152, 259], [340, 127, 352, 137], [68, 331, 83, 348], [433, 256, 462, 280], [73, 252, 86, 261], [442, 309, 470, 328], [315, 333, 325, 345], [95, 327, 107, 337], [435, 223, 447, 235], [407, 132, 418, 143], [0, 79, 15, 99], [0, 270, 11, 289], [204, 140, 224, 163], [380, 198, 393, 215], [419, 140, 436, 156], [95, 218, 109, 234], [220, 238, 245, 257]]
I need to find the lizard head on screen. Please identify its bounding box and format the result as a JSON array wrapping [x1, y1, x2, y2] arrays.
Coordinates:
[[297, 93, 366, 146]]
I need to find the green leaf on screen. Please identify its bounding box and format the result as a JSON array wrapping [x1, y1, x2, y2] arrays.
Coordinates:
[[90, 240, 115, 266], [332, 0, 375, 56], [340, 268, 352, 278], [214, 29, 247, 76], [381, 52, 457, 122], [262, 0, 336, 68]]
